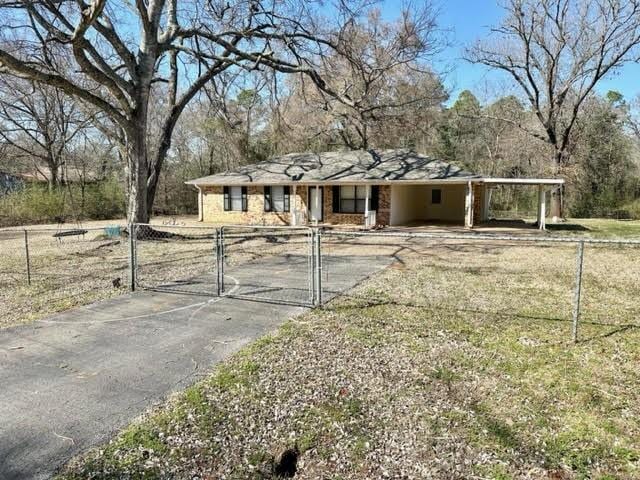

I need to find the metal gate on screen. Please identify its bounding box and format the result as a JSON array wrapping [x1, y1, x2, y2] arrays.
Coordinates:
[[217, 225, 316, 306]]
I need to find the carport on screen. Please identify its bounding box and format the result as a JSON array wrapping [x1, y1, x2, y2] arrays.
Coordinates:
[[389, 177, 565, 230], [476, 178, 565, 230], [390, 182, 468, 226]]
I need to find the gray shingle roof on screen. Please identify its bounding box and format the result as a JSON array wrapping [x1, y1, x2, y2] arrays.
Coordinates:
[[186, 149, 480, 186]]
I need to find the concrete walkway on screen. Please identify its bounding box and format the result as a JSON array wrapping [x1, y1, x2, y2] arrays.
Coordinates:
[[0, 254, 391, 480]]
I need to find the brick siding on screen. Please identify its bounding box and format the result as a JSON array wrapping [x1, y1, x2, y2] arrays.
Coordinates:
[[201, 184, 391, 227]]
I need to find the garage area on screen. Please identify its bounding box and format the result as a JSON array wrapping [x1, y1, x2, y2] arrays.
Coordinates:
[[390, 183, 470, 226]]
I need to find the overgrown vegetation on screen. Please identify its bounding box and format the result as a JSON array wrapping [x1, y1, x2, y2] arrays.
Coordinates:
[[0, 179, 126, 227], [57, 229, 640, 479]]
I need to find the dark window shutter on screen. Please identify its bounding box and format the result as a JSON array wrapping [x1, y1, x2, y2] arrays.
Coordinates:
[[241, 186, 248, 212], [264, 186, 271, 212], [284, 185, 290, 212], [332, 186, 340, 213], [431, 188, 442, 205], [370, 185, 379, 211], [223, 186, 230, 211]]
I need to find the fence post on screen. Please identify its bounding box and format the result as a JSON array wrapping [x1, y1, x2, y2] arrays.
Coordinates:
[[219, 227, 225, 293], [314, 228, 323, 306], [572, 241, 585, 343], [215, 228, 221, 296], [23, 229, 31, 286], [309, 228, 316, 305], [129, 222, 136, 291]]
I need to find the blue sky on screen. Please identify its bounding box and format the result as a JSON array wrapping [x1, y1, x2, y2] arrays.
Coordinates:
[[379, 0, 640, 105]]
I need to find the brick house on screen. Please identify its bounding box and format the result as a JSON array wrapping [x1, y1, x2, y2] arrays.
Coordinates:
[[186, 149, 563, 229]]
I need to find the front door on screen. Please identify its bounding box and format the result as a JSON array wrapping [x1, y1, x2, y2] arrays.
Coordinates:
[[308, 186, 323, 223]]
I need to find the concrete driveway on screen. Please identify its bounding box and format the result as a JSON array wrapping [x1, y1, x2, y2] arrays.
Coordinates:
[[0, 253, 391, 480]]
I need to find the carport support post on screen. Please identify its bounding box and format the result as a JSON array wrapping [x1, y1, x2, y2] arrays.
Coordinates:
[[465, 181, 474, 228], [572, 241, 585, 343], [537, 185, 546, 230], [310, 229, 316, 305], [364, 185, 370, 228], [197, 186, 204, 222], [291, 184, 297, 226], [128, 223, 136, 291]]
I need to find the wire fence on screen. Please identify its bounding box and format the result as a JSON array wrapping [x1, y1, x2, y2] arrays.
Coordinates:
[[318, 230, 640, 342], [0, 225, 129, 327], [2, 223, 639, 342], [133, 223, 217, 295]]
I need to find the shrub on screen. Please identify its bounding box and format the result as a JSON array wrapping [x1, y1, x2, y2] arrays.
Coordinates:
[[0, 178, 126, 227]]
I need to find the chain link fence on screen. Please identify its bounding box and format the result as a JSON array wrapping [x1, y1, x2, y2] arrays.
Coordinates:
[[0, 226, 129, 327], [2, 223, 639, 342], [133, 223, 217, 295], [317, 230, 640, 342]]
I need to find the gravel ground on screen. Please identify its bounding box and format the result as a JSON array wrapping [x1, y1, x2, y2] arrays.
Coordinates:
[[58, 235, 640, 480]]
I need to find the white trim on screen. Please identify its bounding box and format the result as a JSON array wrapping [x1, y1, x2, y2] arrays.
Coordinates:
[[196, 186, 203, 222], [482, 177, 564, 185], [465, 181, 474, 228], [186, 179, 479, 187], [186, 177, 564, 188], [537, 185, 547, 230], [291, 184, 297, 226]]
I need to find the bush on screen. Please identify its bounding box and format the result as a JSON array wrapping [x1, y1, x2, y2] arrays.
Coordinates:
[[0, 178, 126, 227], [620, 198, 640, 220]]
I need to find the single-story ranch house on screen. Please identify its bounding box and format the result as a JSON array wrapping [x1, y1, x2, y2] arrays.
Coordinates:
[[186, 149, 564, 229]]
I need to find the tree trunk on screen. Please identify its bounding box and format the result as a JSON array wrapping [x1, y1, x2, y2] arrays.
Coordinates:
[[126, 124, 150, 224], [47, 158, 58, 192], [549, 149, 564, 221], [549, 186, 563, 220]]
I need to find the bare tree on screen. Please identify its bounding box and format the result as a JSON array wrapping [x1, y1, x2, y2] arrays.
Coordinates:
[[468, 0, 640, 219], [0, 79, 93, 189], [0, 0, 367, 223], [629, 95, 640, 144], [288, 5, 447, 150]]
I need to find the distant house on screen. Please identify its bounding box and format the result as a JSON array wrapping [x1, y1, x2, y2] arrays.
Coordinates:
[[0, 172, 25, 196], [186, 149, 563, 229]]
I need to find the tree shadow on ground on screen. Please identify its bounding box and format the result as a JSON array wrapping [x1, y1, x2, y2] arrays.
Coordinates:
[[546, 223, 590, 233]]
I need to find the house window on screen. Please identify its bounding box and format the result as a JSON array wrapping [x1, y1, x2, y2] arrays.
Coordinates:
[[332, 185, 379, 214], [431, 188, 442, 205], [223, 186, 247, 211], [264, 186, 290, 212], [339, 185, 367, 213]]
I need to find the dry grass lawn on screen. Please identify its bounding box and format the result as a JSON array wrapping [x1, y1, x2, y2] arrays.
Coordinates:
[[0, 222, 219, 327], [57, 228, 640, 480]]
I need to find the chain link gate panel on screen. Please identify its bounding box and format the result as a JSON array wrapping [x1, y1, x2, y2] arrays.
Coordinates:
[[219, 225, 315, 306]]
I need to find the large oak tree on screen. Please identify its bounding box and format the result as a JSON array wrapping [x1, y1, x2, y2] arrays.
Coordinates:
[[0, 0, 364, 222]]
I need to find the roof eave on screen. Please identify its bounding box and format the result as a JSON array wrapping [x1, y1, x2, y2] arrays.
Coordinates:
[[186, 177, 483, 187], [481, 177, 565, 185]]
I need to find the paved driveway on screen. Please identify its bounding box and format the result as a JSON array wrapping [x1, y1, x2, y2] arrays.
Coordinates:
[[0, 253, 391, 480]]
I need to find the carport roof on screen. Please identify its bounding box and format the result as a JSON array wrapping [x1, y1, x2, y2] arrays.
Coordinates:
[[186, 149, 482, 186]]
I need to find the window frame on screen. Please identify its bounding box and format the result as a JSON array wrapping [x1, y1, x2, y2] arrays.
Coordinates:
[[223, 186, 247, 211], [337, 185, 368, 214], [263, 185, 290, 213]]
